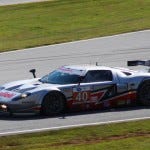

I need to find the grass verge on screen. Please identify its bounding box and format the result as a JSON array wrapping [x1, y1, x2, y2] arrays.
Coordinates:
[[0, 119, 150, 150], [0, 0, 150, 52]]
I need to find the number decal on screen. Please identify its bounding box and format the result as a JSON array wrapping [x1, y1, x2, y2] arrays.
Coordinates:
[[82, 92, 89, 101], [73, 91, 90, 102]]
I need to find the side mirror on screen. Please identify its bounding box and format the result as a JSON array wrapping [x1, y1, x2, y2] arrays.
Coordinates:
[[29, 69, 36, 78]]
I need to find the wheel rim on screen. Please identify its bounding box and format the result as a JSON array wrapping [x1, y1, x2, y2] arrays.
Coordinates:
[[43, 93, 64, 115]]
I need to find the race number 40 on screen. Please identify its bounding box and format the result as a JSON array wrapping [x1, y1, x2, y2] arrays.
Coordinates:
[[73, 91, 90, 102]]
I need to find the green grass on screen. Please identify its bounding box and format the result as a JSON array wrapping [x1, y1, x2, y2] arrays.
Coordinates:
[[0, 0, 149, 52], [0, 119, 150, 150]]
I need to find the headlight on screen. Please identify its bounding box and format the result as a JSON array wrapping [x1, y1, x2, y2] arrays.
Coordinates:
[[21, 93, 29, 98], [12, 92, 31, 101]]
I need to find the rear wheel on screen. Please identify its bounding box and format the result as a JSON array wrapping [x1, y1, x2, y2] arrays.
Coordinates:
[[138, 81, 150, 106], [41, 92, 66, 116]]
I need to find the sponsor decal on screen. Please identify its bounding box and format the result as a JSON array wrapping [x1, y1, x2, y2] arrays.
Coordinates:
[[76, 87, 81, 92], [59, 66, 86, 76], [0, 92, 15, 98]]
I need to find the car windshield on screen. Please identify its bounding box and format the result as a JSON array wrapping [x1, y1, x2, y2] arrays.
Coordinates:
[[39, 70, 80, 84]]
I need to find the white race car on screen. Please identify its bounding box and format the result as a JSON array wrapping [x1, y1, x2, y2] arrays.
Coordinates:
[[0, 60, 150, 116]]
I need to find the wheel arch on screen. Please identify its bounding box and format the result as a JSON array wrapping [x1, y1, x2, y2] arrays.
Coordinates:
[[41, 90, 68, 109], [137, 77, 150, 106]]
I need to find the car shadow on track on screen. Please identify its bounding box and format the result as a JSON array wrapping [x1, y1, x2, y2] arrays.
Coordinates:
[[0, 105, 149, 121]]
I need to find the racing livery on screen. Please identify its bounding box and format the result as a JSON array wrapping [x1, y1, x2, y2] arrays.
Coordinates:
[[0, 60, 150, 116]]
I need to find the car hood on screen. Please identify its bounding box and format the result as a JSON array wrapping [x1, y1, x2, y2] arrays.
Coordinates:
[[0, 78, 61, 101], [2, 78, 59, 90]]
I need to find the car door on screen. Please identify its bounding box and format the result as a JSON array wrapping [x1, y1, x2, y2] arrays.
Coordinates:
[[72, 70, 116, 109]]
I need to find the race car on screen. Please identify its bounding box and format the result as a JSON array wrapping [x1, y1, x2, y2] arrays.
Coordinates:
[[0, 60, 150, 116]]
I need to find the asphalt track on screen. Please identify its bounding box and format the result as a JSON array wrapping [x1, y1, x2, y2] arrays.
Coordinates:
[[0, 30, 150, 136], [0, 0, 47, 6]]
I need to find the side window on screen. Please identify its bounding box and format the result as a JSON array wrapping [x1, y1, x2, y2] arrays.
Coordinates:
[[82, 70, 113, 83]]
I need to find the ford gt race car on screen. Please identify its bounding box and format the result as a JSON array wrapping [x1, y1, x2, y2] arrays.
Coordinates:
[[0, 60, 150, 116]]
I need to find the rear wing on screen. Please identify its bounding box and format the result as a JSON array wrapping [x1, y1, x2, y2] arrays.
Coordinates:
[[127, 60, 150, 67]]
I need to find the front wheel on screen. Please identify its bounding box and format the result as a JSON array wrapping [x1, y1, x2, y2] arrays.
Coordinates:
[[138, 81, 150, 106], [41, 92, 66, 116]]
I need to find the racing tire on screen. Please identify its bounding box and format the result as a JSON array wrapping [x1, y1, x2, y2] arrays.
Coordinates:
[[138, 80, 150, 106], [41, 92, 66, 116]]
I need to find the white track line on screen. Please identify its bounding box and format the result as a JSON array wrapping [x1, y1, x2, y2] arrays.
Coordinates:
[[0, 0, 50, 6], [0, 117, 150, 136]]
